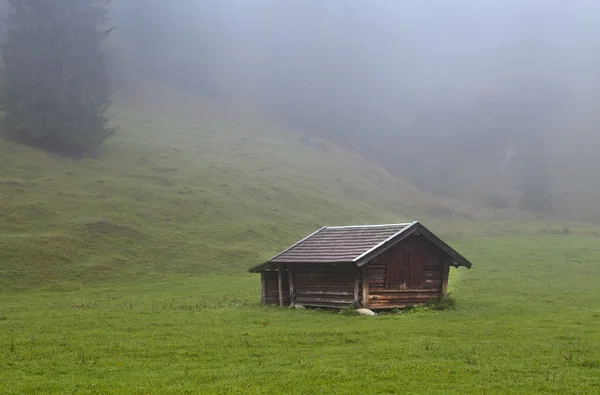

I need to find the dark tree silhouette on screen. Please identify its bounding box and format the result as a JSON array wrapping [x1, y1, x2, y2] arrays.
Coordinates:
[[0, 0, 115, 157]]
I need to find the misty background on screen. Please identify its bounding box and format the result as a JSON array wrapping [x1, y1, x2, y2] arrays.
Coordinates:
[[3, 0, 600, 219]]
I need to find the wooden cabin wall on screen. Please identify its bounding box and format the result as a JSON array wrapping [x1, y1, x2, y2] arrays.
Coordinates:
[[292, 263, 357, 309], [261, 270, 290, 306], [364, 235, 448, 309], [262, 271, 279, 304]]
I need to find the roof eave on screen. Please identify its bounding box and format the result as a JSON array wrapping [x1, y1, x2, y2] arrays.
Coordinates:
[[248, 226, 328, 273], [248, 261, 271, 273], [416, 224, 474, 269], [353, 222, 474, 269], [266, 226, 327, 260], [249, 260, 355, 272]]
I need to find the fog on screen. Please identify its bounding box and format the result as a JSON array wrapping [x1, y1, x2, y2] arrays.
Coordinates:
[[101, 1, 600, 218]]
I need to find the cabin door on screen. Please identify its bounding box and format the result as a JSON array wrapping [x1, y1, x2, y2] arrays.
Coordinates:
[[385, 243, 424, 290]]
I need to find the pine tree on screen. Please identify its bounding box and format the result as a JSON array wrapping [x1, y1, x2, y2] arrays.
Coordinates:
[[0, 0, 114, 157]]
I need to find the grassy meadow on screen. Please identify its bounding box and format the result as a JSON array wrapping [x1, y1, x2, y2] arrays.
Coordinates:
[[2, 234, 600, 394], [1, 99, 600, 393]]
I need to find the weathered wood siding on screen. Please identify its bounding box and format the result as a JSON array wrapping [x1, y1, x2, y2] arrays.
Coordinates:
[[262, 271, 279, 304], [292, 263, 357, 308], [365, 235, 447, 309], [262, 270, 290, 306]]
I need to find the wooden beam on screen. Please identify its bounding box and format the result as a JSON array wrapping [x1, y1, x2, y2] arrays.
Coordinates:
[[361, 266, 370, 309], [441, 261, 450, 296], [353, 269, 360, 309], [288, 264, 295, 307], [261, 272, 266, 304], [278, 265, 284, 307]]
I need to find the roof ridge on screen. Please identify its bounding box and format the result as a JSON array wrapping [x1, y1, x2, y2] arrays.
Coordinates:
[[325, 223, 413, 229]]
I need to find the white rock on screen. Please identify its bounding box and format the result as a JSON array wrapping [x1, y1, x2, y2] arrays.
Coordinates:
[[289, 304, 306, 310], [356, 308, 376, 316]]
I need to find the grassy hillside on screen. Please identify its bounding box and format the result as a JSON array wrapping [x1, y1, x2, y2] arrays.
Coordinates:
[[0, 99, 436, 291], [2, 93, 598, 292]]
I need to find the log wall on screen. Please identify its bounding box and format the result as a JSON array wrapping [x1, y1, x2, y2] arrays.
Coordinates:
[[365, 235, 448, 309], [261, 270, 289, 306], [292, 263, 357, 309]]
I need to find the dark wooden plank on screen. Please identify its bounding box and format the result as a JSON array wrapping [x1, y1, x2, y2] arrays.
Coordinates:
[[296, 290, 355, 296], [296, 297, 355, 304], [368, 303, 426, 309], [295, 282, 354, 292], [278, 266, 284, 307], [369, 291, 439, 299], [362, 266, 370, 309], [264, 271, 280, 305], [369, 277, 386, 282], [354, 272, 360, 309], [295, 266, 356, 273], [295, 278, 355, 284], [295, 281, 356, 286], [288, 264, 295, 306], [294, 275, 356, 281], [442, 261, 449, 296], [297, 282, 348, 290], [300, 302, 355, 309], [368, 288, 441, 294]]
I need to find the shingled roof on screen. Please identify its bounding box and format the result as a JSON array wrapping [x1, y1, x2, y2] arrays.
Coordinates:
[[273, 223, 414, 263], [249, 222, 473, 272]]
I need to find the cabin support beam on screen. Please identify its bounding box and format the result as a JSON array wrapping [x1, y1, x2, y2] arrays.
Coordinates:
[[441, 261, 450, 296], [278, 265, 285, 307], [361, 266, 370, 309], [353, 269, 360, 309], [288, 264, 295, 307]]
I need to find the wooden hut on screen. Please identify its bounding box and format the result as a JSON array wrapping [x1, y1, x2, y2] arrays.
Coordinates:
[[249, 221, 472, 310]]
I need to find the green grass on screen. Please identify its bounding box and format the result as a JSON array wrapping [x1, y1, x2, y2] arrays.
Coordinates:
[[1, 234, 600, 394]]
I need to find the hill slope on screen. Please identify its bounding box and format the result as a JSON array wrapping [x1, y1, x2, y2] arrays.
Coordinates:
[[1, 101, 437, 291]]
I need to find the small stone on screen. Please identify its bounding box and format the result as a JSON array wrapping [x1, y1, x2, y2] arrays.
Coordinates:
[[356, 308, 376, 316], [289, 304, 306, 310]]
